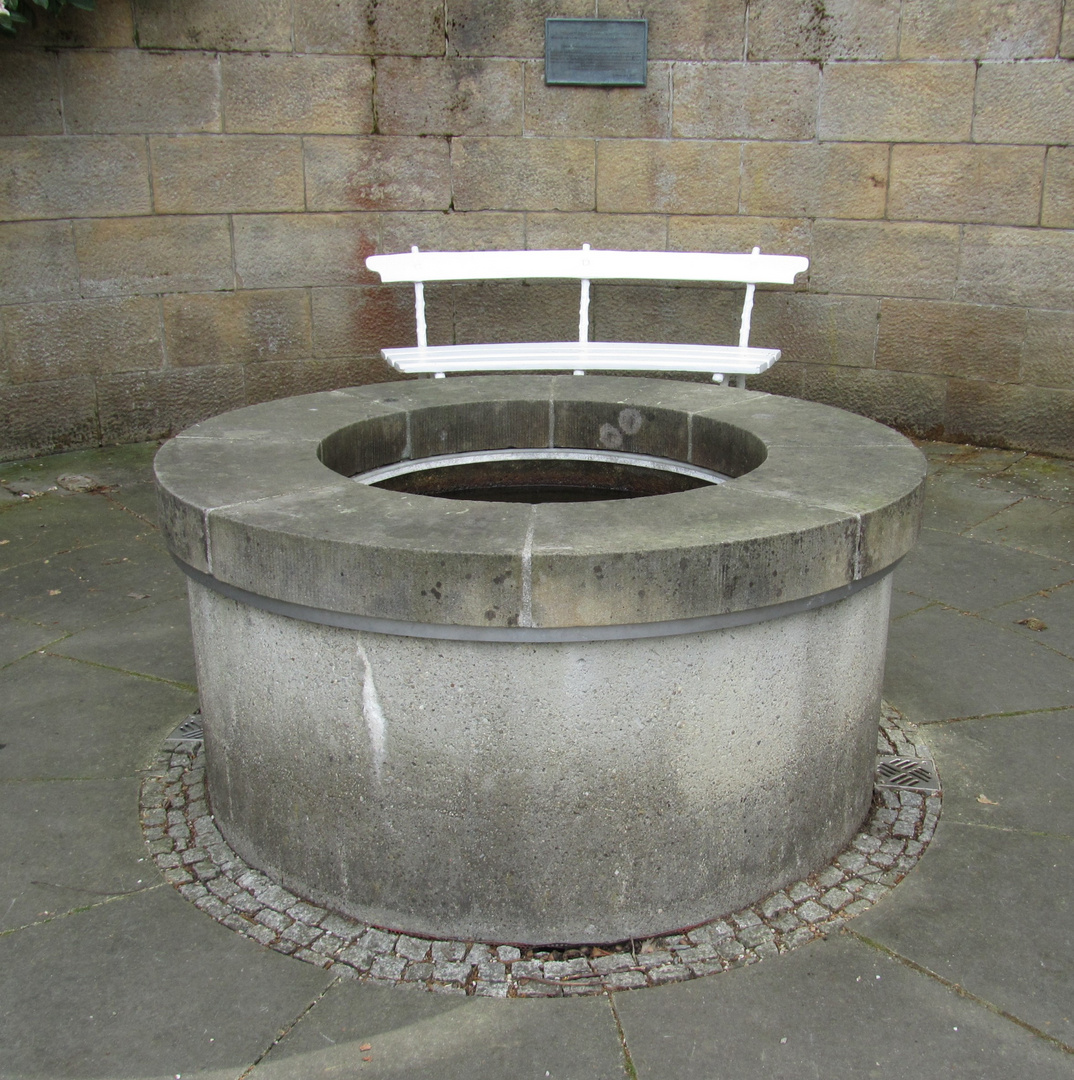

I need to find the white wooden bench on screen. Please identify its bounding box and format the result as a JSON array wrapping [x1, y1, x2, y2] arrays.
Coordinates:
[[364, 245, 808, 387]]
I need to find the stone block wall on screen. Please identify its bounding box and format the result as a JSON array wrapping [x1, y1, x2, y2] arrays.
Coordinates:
[[2, 0, 1073, 458]]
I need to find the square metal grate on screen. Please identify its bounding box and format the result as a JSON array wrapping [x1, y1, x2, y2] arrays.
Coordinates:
[[164, 714, 204, 745], [876, 755, 940, 793]]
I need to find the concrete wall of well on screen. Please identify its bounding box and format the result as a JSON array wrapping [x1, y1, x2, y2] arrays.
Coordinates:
[[189, 573, 892, 944], [3, 0, 1073, 460]]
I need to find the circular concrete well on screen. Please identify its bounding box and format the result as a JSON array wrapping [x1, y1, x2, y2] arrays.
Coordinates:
[[155, 376, 926, 946]]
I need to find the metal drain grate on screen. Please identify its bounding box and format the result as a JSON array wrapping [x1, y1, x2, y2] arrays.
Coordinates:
[[876, 755, 940, 793], [164, 714, 204, 745]]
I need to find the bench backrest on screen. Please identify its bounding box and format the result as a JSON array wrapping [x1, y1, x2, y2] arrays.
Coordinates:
[[365, 245, 809, 350]]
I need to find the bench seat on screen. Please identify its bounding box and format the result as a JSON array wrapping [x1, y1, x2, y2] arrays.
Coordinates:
[[382, 340, 780, 378]]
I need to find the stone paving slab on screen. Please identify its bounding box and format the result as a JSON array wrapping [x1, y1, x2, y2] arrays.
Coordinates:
[[916, 467, 1023, 534], [0, 651, 195, 780], [854, 822, 1074, 1049], [966, 497, 1074, 564], [0, 492, 151, 571], [0, 776, 150, 933], [48, 595, 198, 687], [892, 527, 1074, 614], [251, 979, 628, 1080], [885, 603, 1074, 722], [0, 612, 66, 669], [613, 932, 1074, 1079], [0, 535, 185, 633], [926, 708, 1074, 835], [985, 579, 1074, 659], [0, 885, 334, 1080]]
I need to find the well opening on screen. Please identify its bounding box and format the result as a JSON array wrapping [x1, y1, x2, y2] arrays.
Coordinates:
[[354, 448, 728, 503]]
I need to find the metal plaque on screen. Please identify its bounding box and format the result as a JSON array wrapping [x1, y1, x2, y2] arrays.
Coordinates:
[[545, 18, 647, 87]]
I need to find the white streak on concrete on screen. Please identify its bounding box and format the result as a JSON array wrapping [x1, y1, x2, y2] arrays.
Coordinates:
[[520, 515, 536, 628], [356, 642, 387, 778]]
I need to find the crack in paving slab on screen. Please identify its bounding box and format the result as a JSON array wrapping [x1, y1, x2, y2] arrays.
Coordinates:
[[140, 703, 940, 997]]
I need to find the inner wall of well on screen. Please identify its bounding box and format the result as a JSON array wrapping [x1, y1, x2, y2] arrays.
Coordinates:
[[317, 395, 769, 482]]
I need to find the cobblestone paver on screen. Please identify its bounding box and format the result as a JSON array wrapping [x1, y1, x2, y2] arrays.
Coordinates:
[[140, 702, 939, 997]]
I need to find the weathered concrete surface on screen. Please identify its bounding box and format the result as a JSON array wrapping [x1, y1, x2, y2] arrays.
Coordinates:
[[190, 575, 891, 944], [155, 376, 925, 628], [156, 377, 925, 943]]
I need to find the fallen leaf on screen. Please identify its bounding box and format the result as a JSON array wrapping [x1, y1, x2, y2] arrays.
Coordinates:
[[590, 946, 612, 957], [362, 1057, 372, 1063], [0, 539, 8, 545], [48, 589, 61, 596], [977, 794, 999, 805], [1016, 617, 1047, 632], [359, 1043, 372, 1051], [127, 591, 150, 599]]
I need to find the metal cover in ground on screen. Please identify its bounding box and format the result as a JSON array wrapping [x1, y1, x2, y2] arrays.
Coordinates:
[[876, 755, 940, 793], [164, 714, 204, 745]]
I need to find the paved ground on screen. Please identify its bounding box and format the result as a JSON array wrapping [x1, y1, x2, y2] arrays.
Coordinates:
[[1, 438, 1072, 1080]]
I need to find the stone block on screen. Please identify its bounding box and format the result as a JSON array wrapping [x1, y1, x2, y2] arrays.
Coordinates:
[[1042, 147, 1074, 228], [74, 216, 233, 297], [244, 358, 389, 406], [747, 0, 900, 60], [375, 57, 523, 136], [673, 62, 819, 139], [14, 0, 134, 47], [60, 50, 221, 134], [956, 225, 1074, 309], [445, 0, 590, 57], [0, 221, 80, 304], [0, 136, 151, 221], [524, 212, 667, 250], [1022, 309, 1074, 390], [524, 62, 672, 138], [150, 135, 304, 215], [741, 142, 887, 219], [811, 220, 960, 299], [590, 284, 741, 347], [596, 139, 738, 214], [311, 286, 452, 359], [452, 137, 594, 211], [747, 358, 804, 397], [818, 61, 975, 142], [888, 144, 1045, 226], [452, 282, 579, 344], [875, 298, 1025, 381], [304, 137, 451, 212], [597, 0, 745, 60], [133, 0, 293, 51], [944, 379, 1074, 457], [801, 366, 947, 438], [222, 54, 374, 135], [899, 0, 1060, 59], [0, 51, 62, 134], [379, 211, 525, 253], [1064, 9, 1074, 57], [162, 290, 312, 367], [974, 62, 1074, 144], [296, 0, 444, 55], [232, 213, 379, 290], [750, 293, 880, 368], [669, 215, 812, 259], [3, 297, 163, 382], [97, 366, 245, 445], [0, 378, 99, 460]]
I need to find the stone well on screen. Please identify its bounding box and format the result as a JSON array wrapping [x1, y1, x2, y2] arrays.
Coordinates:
[[155, 375, 926, 946]]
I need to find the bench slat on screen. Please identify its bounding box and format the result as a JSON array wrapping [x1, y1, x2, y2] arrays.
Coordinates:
[[383, 341, 780, 376], [367, 248, 808, 286]]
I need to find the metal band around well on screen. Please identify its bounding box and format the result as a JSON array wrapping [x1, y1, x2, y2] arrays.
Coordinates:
[[174, 555, 900, 644]]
